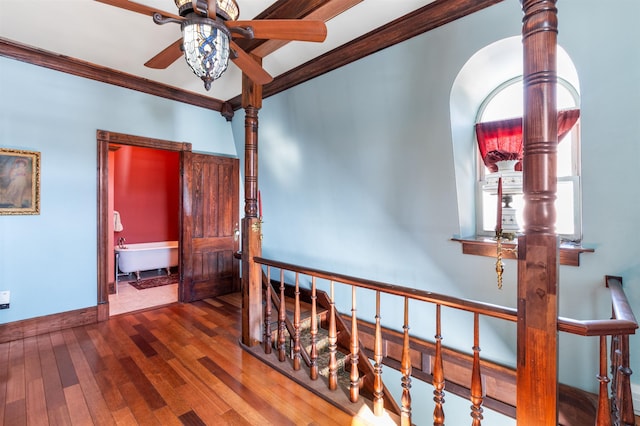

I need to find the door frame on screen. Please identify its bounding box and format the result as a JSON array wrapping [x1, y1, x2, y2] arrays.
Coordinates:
[[96, 130, 192, 321]]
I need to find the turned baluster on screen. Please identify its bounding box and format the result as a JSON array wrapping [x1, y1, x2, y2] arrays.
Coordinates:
[[292, 272, 301, 370], [328, 280, 338, 390], [373, 291, 384, 416], [615, 334, 635, 426], [433, 304, 445, 426], [264, 266, 272, 354], [596, 335, 612, 426], [470, 313, 484, 426], [310, 277, 319, 380], [350, 285, 360, 402], [610, 334, 620, 418], [400, 297, 412, 426], [277, 269, 287, 362]]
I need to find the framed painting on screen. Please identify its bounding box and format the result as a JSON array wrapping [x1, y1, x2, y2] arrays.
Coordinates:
[[0, 148, 41, 215]]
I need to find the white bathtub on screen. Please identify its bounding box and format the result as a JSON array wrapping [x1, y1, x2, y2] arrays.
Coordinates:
[[115, 241, 178, 280]]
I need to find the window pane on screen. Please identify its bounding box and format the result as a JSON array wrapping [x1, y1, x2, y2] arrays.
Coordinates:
[[481, 82, 523, 121], [482, 190, 497, 232], [557, 130, 573, 177], [556, 180, 575, 235], [481, 190, 524, 234], [557, 84, 576, 109], [481, 184, 576, 238], [480, 80, 576, 121]]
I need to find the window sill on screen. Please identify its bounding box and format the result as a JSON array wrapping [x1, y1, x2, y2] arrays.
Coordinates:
[[451, 237, 594, 267]]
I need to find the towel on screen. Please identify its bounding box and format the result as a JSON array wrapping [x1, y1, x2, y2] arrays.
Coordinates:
[[113, 210, 124, 232]]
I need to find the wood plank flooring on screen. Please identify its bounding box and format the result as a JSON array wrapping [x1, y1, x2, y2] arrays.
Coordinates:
[[0, 293, 363, 425]]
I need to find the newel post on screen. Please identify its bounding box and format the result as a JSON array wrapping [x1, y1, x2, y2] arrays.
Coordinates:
[[517, 1, 560, 424], [241, 68, 264, 346]]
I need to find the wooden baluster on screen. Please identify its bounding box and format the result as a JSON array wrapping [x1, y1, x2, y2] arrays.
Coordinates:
[[373, 291, 384, 416], [350, 285, 360, 402], [264, 266, 272, 354], [596, 335, 612, 426], [610, 334, 620, 419], [277, 269, 286, 362], [310, 277, 319, 380], [292, 272, 301, 370], [400, 297, 412, 426], [616, 334, 635, 426], [328, 280, 338, 390], [433, 304, 445, 426], [470, 313, 484, 426]]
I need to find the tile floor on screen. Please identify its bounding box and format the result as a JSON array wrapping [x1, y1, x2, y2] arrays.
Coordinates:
[[109, 270, 178, 316]]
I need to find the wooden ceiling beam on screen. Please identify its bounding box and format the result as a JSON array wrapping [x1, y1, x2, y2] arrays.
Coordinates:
[[228, 0, 503, 110]]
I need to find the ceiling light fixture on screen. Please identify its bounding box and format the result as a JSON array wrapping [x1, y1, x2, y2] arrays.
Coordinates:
[[181, 17, 231, 90], [154, 0, 241, 90]]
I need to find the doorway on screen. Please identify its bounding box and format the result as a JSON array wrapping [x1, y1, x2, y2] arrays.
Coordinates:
[[97, 131, 190, 317], [97, 130, 241, 320], [109, 144, 180, 314]]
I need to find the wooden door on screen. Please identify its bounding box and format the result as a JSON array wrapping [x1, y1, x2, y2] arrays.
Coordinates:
[[180, 152, 240, 302]]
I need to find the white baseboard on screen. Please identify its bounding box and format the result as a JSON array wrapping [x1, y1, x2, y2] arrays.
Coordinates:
[[633, 382, 640, 415]]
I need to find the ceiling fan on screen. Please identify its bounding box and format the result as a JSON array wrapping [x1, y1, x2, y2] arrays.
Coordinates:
[[96, 0, 328, 90]]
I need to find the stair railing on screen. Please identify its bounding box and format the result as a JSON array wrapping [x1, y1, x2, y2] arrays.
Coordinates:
[[254, 257, 637, 426], [260, 269, 402, 415], [263, 270, 312, 368]]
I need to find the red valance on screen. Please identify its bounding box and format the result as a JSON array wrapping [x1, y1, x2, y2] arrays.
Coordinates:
[[475, 108, 580, 172]]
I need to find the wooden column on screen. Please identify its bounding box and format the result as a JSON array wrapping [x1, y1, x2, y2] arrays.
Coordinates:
[[241, 69, 264, 346], [517, 1, 560, 424]]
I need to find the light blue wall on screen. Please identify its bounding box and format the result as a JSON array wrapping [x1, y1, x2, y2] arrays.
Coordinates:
[[232, 0, 640, 419], [557, 0, 640, 399], [558, 0, 640, 400], [0, 57, 236, 323]]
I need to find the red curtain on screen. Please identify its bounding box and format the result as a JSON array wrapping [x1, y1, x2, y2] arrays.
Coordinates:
[[475, 108, 580, 172]]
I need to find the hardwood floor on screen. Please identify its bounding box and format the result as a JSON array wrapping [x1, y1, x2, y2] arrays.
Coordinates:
[[0, 293, 366, 425]]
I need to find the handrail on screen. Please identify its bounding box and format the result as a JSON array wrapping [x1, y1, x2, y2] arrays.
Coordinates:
[[255, 257, 518, 322], [558, 276, 638, 336], [607, 275, 638, 323], [254, 257, 638, 338]]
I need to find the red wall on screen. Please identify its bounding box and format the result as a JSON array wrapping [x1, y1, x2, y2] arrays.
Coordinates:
[[113, 146, 179, 244]]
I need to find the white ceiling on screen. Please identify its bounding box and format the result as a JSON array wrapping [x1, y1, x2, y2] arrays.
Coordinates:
[[0, 0, 435, 101]]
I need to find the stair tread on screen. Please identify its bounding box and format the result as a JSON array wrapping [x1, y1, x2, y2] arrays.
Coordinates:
[[263, 294, 402, 423], [243, 343, 400, 425], [282, 298, 327, 315]]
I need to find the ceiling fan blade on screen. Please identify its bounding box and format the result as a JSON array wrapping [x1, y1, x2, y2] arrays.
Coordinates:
[[95, 0, 182, 20], [144, 39, 183, 69], [230, 41, 273, 85], [227, 20, 327, 42]]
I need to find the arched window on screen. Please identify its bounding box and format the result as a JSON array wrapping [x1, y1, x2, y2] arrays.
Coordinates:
[[450, 36, 582, 242], [475, 77, 581, 240]]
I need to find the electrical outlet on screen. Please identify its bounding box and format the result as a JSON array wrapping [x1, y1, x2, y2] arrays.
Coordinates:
[[0, 290, 10, 309]]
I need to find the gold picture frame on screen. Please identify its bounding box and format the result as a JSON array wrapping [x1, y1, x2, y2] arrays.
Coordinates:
[[0, 148, 41, 215]]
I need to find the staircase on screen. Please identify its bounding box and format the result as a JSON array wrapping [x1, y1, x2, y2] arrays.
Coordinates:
[[242, 281, 403, 425], [271, 307, 351, 388], [241, 265, 637, 426]]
